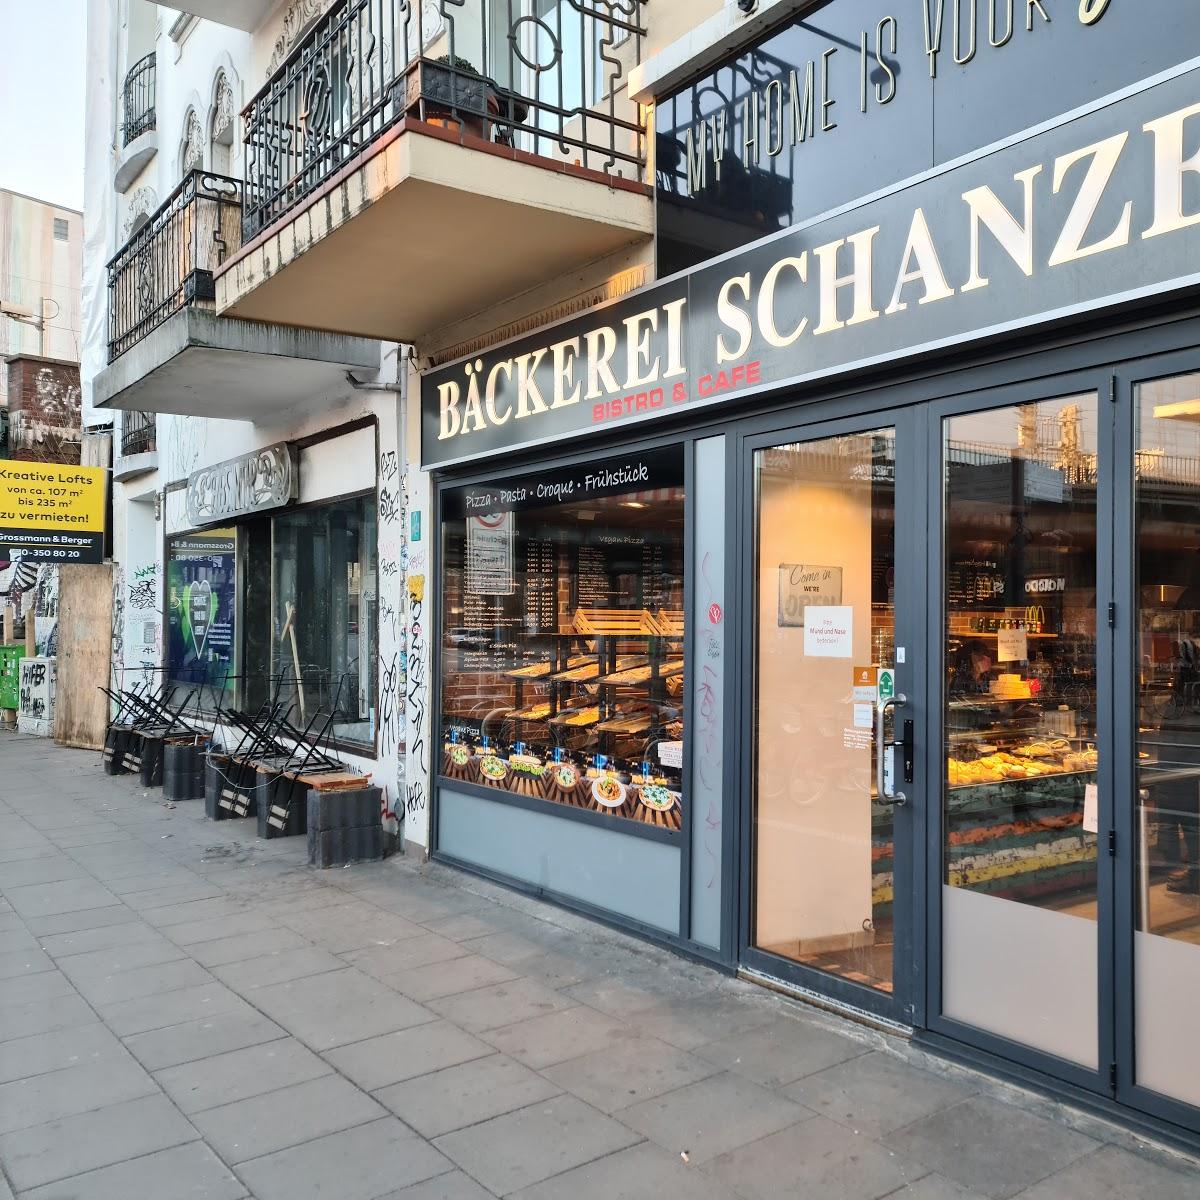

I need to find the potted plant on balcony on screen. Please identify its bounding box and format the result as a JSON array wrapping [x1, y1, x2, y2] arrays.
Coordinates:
[[410, 54, 498, 139]]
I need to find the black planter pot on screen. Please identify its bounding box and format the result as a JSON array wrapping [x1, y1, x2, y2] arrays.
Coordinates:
[[163, 741, 205, 802]]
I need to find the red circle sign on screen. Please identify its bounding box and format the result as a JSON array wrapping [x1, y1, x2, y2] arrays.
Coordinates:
[[708, 603, 723, 625]]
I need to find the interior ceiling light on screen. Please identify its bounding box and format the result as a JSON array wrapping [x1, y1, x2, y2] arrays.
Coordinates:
[[620, 501, 647, 509]]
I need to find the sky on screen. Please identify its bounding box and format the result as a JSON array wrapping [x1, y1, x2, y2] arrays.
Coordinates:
[[0, 0, 87, 212]]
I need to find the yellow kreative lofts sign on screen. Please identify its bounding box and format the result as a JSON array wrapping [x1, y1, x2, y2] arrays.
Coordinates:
[[0, 464, 108, 565]]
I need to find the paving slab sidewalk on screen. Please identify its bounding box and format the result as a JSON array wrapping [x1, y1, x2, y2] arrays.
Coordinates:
[[0, 731, 1197, 1200]]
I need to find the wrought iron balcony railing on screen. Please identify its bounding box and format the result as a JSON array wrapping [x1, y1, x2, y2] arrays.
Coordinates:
[[242, 0, 647, 240], [107, 170, 243, 363], [121, 53, 157, 146], [120, 410, 157, 457]]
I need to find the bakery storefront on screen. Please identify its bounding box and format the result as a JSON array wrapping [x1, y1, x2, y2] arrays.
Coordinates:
[[421, 4, 1200, 1144]]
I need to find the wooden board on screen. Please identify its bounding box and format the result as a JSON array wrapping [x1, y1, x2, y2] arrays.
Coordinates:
[[54, 564, 114, 751]]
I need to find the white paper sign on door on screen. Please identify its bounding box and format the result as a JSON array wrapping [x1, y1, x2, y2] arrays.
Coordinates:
[[853, 702, 874, 729], [804, 606, 853, 658], [1083, 783, 1099, 834]]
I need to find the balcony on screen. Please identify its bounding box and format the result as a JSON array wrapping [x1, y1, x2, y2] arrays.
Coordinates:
[[113, 410, 157, 481], [216, 0, 654, 345], [162, 0, 276, 32], [116, 53, 157, 193], [94, 169, 379, 421]]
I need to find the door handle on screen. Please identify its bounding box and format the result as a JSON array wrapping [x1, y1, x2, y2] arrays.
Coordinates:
[[876, 693, 909, 806]]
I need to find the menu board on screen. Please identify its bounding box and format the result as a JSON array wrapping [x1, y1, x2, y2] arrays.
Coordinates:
[[577, 545, 616, 607], [523, 539, 558, 633]]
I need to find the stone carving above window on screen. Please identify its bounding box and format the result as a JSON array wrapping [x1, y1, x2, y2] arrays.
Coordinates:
[[180, 108, 204, 177], [212, 71, 236, 142], [122, 187, 158, 241], [266, 0, 330, 76]]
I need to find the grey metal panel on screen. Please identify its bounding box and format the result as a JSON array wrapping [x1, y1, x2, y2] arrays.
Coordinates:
[[438, 788, 683, 935], [690, 434, 727, 950]]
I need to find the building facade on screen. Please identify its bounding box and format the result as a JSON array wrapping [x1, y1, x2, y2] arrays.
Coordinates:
[[0, 189, 83, 412], [83, 0, 1200, 1150]]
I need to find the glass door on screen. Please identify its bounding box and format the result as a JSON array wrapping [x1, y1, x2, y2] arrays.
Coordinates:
[[931, 381, 1113, 1091], [742, 411, 923, 1022], [1115, 358, 1200, 1135]]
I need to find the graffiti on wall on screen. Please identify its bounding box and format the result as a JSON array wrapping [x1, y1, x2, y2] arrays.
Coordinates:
[[18, 658, 54, 723], [376, 444, 408, 834], [405, 573, 427, 818], [126, 561, 162, 682]]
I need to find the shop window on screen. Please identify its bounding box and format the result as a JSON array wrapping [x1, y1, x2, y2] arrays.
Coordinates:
[[941, 394, 1100, 1068], [439, 447, 686, 832], [166, 528, 238, 706], [271, 496, 378, 750]]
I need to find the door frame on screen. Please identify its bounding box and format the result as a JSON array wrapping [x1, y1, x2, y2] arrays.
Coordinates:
[[1113, 346, 1200, 1135], [920, 365, 1118, 1099], [733, 401, 928, 1027]]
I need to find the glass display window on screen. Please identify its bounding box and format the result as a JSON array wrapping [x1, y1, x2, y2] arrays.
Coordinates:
[[271, 496, 378, 750], [439, 446, 686, 832]]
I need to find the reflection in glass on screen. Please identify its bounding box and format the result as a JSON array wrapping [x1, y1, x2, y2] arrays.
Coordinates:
[[271, 497, 377, 748], [1135, 372, 1200, 1109], [752, 430, 896, 993], [941, 395, 1100, 1067]]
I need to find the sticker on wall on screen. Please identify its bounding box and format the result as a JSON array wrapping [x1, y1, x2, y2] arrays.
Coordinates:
[[803, 606, 853, 658], [852, 665, 878, 702]]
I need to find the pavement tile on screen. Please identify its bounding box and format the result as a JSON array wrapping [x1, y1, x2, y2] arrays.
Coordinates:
[[885, 1175, 989, 1199], [510, 1141, 741, 1200], [186, 926, 309, 968], [618, 1071, 812, 1164], [344, 933, 471, 978], [883, 1096, 1099, 1199], [0, 929, 38, 954], [561, 975, 674, 1018], [161, 910, 278, 946], [694, 1013, 869, 1088], [0, 1052, 157, 1135], [124, 1007, 287, 1072], [0, 1094, 198, 1192], [784, 1050, 978, 1137], [482, 1005, 633, 1070], [141, 896, 253, 929], [427, 977, 576, 1033], [0, 993, 95, 1044], [237, 1117, 452, 1200], [705, 1113, 929, 1200], [155, 1036, 333, 1113], [1010, 1144, 1200, 1199], [211, 946, 347, 991], [53, 936, 187, 979], [3, 878, 119, 920], [0, 856, 89, 890], [120, 881, 224, 911], [376, 1170, 497, 1200], [0, 1023, 124, 1085], [513, 949, 604, 991], [69, 957, 214, 1006], [248, 967, 436, 1051], [35, 919, 165, 958], [191, 1074, 387, 1164], [421, 909, 519, 943], [629, 992, 780, 1052], [99, 981, 249, 1037], [375, 1053, 562, 1139], [18, 1141, 248, 1200], [543, 1036, 720, 1114], [390, 953, 520, 1002], [281, 903, 423, 954], [323, 1020, 495, 1092], [105, 869, 206, 896], [22, 906, 138, 937], [0, 969, 73, 1007], [432, 1094, 640, 1196], [0, 947, 55, 980]]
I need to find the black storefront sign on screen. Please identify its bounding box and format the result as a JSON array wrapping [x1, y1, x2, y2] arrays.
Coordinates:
[[655, 0, 1189, 274], [424, 64, 1200, 468]]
